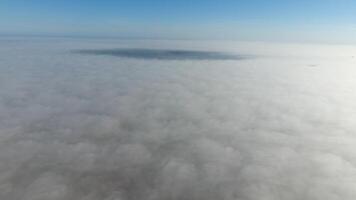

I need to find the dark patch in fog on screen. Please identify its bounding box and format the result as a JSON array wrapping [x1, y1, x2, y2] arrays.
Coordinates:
[[74, 48, 249, 60]]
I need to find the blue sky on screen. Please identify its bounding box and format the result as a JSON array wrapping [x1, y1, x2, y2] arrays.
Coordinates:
[[1, 0, 356, 43]]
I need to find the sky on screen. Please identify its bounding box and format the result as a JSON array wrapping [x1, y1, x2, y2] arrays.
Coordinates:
[[1, 0, 356, 43], [1, 2, 356, 199]]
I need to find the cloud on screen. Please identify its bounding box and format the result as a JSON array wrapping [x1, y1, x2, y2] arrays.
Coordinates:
[[0, 38, 356, 200]]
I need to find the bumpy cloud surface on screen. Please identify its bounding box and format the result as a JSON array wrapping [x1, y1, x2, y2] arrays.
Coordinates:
[[0, 38, 356, 200]]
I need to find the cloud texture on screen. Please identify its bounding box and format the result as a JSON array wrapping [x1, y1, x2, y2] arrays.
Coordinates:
[[0, 38, 356, 200]]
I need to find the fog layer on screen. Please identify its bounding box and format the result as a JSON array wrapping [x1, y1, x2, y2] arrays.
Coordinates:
[[0, 38, 356, 200]]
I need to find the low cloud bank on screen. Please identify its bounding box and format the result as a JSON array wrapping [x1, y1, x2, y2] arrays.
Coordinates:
[[0, 38, 356, 200]]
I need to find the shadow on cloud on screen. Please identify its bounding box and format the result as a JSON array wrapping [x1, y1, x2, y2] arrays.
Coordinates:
[[74, 48, 250, 60]]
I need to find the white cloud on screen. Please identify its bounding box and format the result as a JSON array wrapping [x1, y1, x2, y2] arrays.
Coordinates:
[[0, 38, 356, 200]]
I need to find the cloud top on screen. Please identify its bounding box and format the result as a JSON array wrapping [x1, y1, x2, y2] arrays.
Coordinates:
[[0, 38, 356, 200]]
